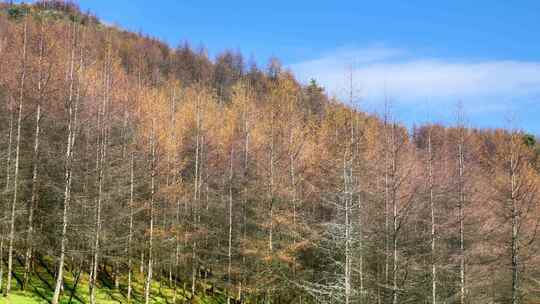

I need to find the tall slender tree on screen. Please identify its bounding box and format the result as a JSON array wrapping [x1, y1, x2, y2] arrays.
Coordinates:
[[52, 21, 80, 304], [5, 17, 27, 297]]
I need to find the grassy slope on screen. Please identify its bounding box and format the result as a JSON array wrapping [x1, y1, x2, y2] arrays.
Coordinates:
[[0, 258, 227, 304]]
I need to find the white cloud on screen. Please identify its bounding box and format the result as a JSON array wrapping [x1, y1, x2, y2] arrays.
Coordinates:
[[289, 46, 540, 107]]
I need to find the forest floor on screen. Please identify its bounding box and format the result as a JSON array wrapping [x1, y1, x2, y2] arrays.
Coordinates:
[[0, 256, 227, 304]]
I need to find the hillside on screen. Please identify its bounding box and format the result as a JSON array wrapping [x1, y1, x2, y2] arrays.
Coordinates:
[[0, 254, 227, 304], [0, 1, 539, 304]]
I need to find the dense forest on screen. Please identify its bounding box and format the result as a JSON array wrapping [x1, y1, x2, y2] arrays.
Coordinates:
[[0, 2, 539, 304]]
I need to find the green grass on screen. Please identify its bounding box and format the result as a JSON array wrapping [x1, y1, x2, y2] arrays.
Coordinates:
[[0, 258, 228, 304], [0, 292, 46, 304]]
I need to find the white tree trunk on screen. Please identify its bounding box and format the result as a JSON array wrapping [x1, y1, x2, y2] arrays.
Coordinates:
[[383, 112, 390, 287], [90, 51, 110, 304], [24, 22, 46, 289], [391, 125, 399, 304], [1, 96, 13, 296], [191, 94, 202, 296], [458, 131, 466, 304], [240, 102, 249, 297], [52, 22, 79, 304], [6, 18, 27, 296], [510, 133, 519, 304], [428, 132, 437, 304], [144, 119, 156, 304], [127, 152, 134, 303], [343, 156, 352, 304], [289, 128, 297, 278], [227, 146, 234, 303], [268, 113, 275, 253], [23, 102, 40, 289]]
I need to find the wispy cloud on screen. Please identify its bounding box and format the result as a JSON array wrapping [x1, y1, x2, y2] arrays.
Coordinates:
[[290, 46, 540, 107]]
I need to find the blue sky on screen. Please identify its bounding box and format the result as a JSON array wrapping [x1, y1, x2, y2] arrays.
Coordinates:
[[31, 1, 540, 134]]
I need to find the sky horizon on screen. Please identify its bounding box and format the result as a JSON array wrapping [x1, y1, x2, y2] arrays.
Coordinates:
[[17, 0, 540, 135]]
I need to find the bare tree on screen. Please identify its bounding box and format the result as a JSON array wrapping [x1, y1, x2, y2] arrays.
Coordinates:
[[268, 107, 275, 253], [5, 17, 27, 296], [23, 18, 49, 289], [1, 88, 14, 299], [144, 117, 157, 304], [427, 128, 437, 304], [227, 145, 234, 304], [191, 91, 202, 296], [52, 21, 80, 304], [89, 43, 111, 304], [456, 108, 467, 304], [493, 126, 538, 304], [127, 151, 135, 303]]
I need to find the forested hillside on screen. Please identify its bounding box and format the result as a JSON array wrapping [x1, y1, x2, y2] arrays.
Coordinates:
[[0, 2, 539, 304]]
